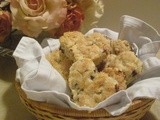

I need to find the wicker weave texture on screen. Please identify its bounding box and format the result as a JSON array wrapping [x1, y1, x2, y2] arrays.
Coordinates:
[[15, 82, 154, 120]]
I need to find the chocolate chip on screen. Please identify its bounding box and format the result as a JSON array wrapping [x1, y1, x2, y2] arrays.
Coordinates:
[[80, 88, 84, 92], [59, 47, 64, 53], [96, 91, 102, 94], [132, 70, 137, 77], [96, 61, 106, 72], [90, 75, 94, 80], [115, 84, 119, 92]]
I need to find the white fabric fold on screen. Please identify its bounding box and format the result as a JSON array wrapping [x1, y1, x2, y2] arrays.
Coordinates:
[[119, 15, 160, 48], [13, 37, 71, 96], [13, 15, 160, 116], [85, 28, 119, 40]]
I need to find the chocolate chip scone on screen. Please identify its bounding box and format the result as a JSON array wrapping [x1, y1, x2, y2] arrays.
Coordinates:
[[47, 31, 143, 108], [104, 51, 143, 85], [103, 67, 126, 90], [85, 32, 112, 55], [68, 58, 119, 107], [111, 39, 131, 54], [59, 31, 86, 61], [60, 32, 112, 65], [46, 50, 73, 80]]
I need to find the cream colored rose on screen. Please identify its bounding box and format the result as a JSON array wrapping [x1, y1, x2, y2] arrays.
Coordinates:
[[10, 0, 67, 37], [79, 0, 104, 33]]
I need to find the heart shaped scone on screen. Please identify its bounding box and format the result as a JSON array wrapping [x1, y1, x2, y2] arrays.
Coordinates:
[[68, 58, 119, 107]]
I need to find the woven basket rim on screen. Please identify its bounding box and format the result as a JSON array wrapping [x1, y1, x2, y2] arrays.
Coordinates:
[[14, 81, 155, 118]]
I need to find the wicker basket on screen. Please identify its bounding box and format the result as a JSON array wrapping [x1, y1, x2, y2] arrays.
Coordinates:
[[15, 81, 155, 120]]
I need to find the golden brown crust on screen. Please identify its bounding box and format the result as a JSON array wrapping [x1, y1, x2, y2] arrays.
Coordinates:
[[111, 40, 131, 54], [68, 58, 118, 107], [59, 31, 86, 61], [103, 67, 126, 90], [104, 51, 143, 85], [59, 32, 111, 65], [46, 50, 73, 81]]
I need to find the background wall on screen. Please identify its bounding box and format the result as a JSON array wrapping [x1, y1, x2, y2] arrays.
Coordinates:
[[98, 0, 160, 33]]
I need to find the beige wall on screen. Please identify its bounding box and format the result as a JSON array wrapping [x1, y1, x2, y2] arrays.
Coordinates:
[[98, 0, 160, 32]]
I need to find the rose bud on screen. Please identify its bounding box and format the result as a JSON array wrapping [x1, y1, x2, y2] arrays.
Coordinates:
[[0, 10, 12, 43]]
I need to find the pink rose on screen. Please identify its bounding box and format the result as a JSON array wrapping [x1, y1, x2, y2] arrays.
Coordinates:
[[54, 4, 84, 37], [10, 0, 67, 37], [0, 10, 12, 43]]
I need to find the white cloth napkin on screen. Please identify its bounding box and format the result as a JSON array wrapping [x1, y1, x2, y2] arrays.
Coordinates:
[[13, 15, 160, 116]]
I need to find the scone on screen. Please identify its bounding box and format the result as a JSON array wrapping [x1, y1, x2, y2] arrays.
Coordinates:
[[95, 54, 126, 90], [111, 39, 131, 54], [59, 31, 86, 61], [68, 58, 119, 107], [46, 50, 73, 80], [85, 32, 112, 56], [103, 67, 126, 90], [104, 51, 143, 84], [60, 32, 112, 65]]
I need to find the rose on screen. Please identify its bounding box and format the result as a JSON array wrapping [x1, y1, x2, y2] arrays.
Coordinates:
[[0, 10, 12, 43], [78, 0, 104, 32], [54, 3, 84, 37], [10, 0, 67, 37]]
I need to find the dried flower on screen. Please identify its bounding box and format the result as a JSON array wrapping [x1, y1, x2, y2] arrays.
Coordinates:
[[0, 10, 11, 42], [54, 3, 84, 37], [10, 0, 67, 37], [0, 0, 104, 43], [79, 0, 104, 32]]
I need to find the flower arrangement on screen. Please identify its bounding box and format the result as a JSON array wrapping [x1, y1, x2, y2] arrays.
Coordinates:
[[0, 0, 104, 50]]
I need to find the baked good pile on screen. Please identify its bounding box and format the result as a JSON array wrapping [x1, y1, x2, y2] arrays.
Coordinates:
[[46, 31, 143, 107]]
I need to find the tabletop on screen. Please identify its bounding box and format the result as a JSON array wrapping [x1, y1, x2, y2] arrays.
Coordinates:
[[0, 0, 160, 120]]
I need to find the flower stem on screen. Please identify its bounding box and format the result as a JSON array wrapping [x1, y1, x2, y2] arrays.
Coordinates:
[[0, 46, 13, 58]]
